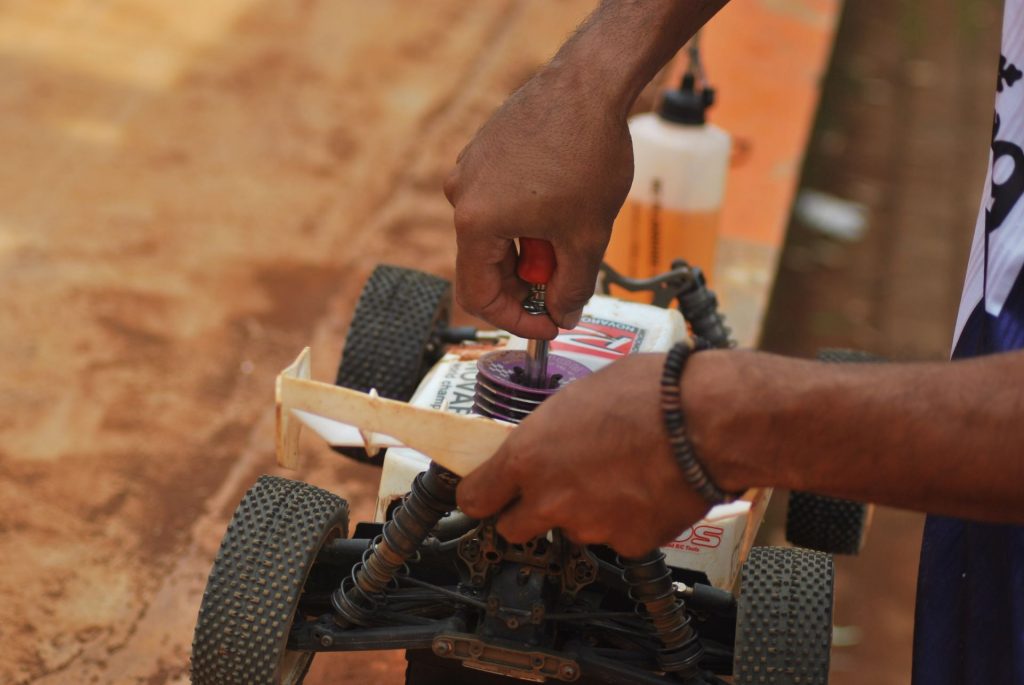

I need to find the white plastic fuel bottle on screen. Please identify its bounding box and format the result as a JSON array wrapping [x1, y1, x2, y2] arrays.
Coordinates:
[[606, 73, 731, 300]]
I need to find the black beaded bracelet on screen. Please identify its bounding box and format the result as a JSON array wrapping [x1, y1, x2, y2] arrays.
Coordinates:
[[661, 338, 735, 505]]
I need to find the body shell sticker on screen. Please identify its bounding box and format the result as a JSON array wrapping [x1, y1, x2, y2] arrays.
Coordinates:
[[552, 316, 646, 360], [664, 524, 725, 554], [429, 361, 478, 414]]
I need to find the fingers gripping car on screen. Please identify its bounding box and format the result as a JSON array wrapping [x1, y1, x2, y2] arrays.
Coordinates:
[[190, 263, 865, 685]]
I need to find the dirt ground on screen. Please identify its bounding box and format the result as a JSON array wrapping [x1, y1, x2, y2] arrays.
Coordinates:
[[0, 0, 1004, 684]]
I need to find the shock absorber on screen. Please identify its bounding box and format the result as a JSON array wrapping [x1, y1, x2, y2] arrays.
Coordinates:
[[672, 259, 731, 349], [620, 550, 704, 679], [333, 461, 459, 626]]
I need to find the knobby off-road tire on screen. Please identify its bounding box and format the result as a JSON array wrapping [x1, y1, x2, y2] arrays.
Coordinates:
[[734, 547, 834, 685], [786, 491, 868, 555], [786, 348, 880, 555], [191, 476, 349, 685], [335, 265, 452, 464]]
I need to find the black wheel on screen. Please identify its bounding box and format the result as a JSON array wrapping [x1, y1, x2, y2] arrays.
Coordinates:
[[335, 265, 452, 464], [191, 476, 349, 685], [786, 491, 869, 555], [734, 546, 834, 685], [785, 348, 879, 555]]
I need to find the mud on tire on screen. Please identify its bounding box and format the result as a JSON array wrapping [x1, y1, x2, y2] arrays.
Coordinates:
[[734, 546, 834, 685], [334, 265, 452, 464], [191, 476, 349, 685]]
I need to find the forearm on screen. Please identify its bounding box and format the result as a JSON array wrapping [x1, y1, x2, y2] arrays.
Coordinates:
[[685, 350, 1024, 523], [546, 0, 728, 117]]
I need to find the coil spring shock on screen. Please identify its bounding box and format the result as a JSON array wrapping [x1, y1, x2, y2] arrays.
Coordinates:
[[620, 550, 704, 678], [672, 261, 732, 349], [332, 461, 459, 626]]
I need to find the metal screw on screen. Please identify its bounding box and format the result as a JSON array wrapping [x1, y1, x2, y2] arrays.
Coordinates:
[[559, 663, 579, 680], [318, 633, 333, 648], [522, 283, 548, 315], [433, 639, 453, 657]]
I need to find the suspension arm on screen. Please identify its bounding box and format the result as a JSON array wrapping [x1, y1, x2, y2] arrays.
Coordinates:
[[289, 616, 466, 652]]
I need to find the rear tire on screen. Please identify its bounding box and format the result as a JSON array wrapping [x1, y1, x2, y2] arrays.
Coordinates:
[[335, 265, 452, 465], [786, 348, 879, 555], [733, 546, 834, 685], [191, 476, 349, 685], [786, 491, 868, 555]]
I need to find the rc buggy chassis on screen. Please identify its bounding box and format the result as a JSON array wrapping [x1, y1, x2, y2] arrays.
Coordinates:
[[191, 263, 870, 685]]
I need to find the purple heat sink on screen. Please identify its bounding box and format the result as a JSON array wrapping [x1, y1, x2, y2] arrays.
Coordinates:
[[473, 350, 591, 424]]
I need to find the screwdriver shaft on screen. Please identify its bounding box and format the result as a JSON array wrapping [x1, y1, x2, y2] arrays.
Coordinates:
[[525, 338, 549, 388]]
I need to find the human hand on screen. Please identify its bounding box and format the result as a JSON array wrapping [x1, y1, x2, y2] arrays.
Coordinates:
[[456, 353, 710, 558], [444, 65, 634, 339]]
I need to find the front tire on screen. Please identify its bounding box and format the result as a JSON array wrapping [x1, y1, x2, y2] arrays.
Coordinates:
[[191, 476, 349, 685], [334, 265, 452, 465]]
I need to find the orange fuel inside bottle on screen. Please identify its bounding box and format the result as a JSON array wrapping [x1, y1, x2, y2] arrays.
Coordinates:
[[604, 73, 730, 303], [607, 195, 722, 294]]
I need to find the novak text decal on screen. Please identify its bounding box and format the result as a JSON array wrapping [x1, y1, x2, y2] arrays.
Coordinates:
[[551, 316, 645, 360]]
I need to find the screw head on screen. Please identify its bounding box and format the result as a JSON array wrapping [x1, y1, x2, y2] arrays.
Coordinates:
[[559, 663, 579, 680], [433, 639, 453, 657], [521, 285, 548, 316], [319, 634, 334, 647]]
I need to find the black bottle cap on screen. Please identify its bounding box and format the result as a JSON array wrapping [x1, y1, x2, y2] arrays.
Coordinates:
[[659, 73, 715, 125]]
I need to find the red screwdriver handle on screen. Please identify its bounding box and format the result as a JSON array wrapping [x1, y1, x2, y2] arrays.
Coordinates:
[[517, 238, 556, 285]]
